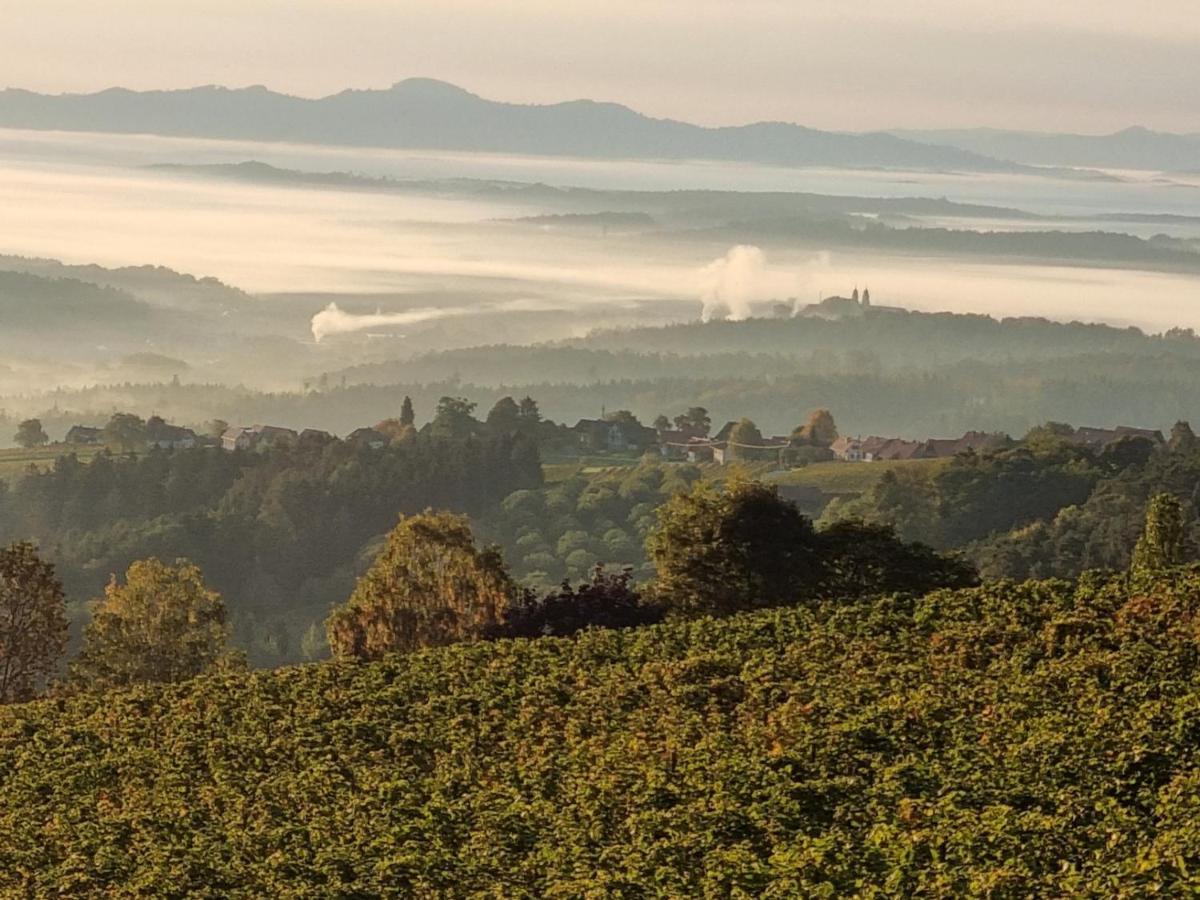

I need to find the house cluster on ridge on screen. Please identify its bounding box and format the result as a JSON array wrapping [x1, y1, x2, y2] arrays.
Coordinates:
[[830, 431, 1009, 462]]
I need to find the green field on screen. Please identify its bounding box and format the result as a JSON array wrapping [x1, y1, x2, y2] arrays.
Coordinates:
[[0, 444, 107, 478], [768, 457, 948, 494]]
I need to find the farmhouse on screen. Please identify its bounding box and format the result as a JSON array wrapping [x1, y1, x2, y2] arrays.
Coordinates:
[[833, 430, 1010, 462], [65, 425, 102, 445], [221, 424, 298, 452], [573, 418, 655, 453], [145, 417, 197, 450], [1069, 425, 1165, 449], [347, 427, 388, 449]]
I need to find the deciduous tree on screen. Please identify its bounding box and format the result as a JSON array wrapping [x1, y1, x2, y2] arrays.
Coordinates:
[[647, 479, 821, 617], [1131, 492, 1188, 575], [13, 418, 49, 449], [67, 558, 230, 690], [0, 542, 67, 704], [326, 511, 515, 659]]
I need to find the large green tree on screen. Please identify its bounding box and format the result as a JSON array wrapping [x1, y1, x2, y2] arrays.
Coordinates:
[[647, 479, 821, 617], [485, 396, 521, 435], [102, 412, 147, 452], [326, 511, 516, 659], [429, 397, 478, 440], [13, 418, 49, 449], [0, 542, 67, 704], [67, 558, 230, 691]]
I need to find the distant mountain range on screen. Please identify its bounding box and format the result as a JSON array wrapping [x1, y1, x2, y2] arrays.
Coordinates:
[[895, 127, 1200, 173], [0, 78, 1019, 173], [3, 79, 1194, 173]]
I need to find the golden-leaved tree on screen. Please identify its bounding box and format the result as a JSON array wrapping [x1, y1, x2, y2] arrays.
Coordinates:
[[327, 511, 515, 660], [67, 558, 230, 691]]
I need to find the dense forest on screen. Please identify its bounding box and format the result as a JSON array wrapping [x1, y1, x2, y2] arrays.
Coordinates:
[[825, 421, 1200, 580], [0, 428, 540, 666]]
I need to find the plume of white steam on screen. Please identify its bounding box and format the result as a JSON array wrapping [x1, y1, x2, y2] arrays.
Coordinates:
[[310, 297, 570, 342], [311, 302, 473, 342], [698, 245, 768, 322]]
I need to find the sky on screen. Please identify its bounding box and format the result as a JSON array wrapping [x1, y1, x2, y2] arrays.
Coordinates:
[[4, 0, 1200, 134]]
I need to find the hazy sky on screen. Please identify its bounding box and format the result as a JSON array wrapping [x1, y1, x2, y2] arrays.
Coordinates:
[[6, 1, 1200, 133]]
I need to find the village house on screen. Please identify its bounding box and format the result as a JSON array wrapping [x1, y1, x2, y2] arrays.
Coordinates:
[[833, 430, 1010, 462], [347, 426, 388, 449], [64, 425, 102, 445], [298, 428, 335, 447], [220, 424, 298, 452], [145, 417, 197, 450], [573, 418, 656, 453], [1068, 425, 1165, 449]]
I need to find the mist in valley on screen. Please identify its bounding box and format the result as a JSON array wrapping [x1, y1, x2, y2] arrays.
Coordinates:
[[0, 124, 1197, 441]]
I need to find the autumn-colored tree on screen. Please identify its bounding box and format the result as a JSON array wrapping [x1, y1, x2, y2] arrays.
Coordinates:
[[374, 418, 415, 442], [1131, 492, 1188, 576], [0, 542, 67, 704], [792, 408, 838, 447], [67, 558, 230, 691], [726, 418, 764, 461], [326, 511, 516, 659], [13, 418, 49, 449], [647, 479, 822, 617]]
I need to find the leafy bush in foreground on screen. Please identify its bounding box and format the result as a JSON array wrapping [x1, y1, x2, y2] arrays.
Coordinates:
[[5, 571, 1200, 894]]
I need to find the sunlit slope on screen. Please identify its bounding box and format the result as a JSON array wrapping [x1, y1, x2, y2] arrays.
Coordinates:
[[5, 571, 1200, 894]]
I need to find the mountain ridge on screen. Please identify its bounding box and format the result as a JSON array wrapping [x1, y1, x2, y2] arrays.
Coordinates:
[[0, 77, 1020, 172]]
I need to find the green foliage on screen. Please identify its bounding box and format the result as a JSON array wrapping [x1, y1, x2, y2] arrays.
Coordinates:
[[429, 396, 478, 440], [727, 418, 765, 460], [481, 462, 689, 587], [326, 511, 516, 660], [647, 479, 821, 617], [1131, 492, 1188, 576], [0, 542, 67, 704], [485, 395, 521, 434], [0, 432, 541, 667], [8, 571, 1200, 893], [817, 519, 978, 597], [12, 418, 48, 449], [964, 434, 1200, 581], [66, 558, 229, 692], [101, 412, 147, 452]]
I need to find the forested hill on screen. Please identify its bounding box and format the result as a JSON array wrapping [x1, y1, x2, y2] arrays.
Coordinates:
[[6, 569, 1200, 894], [336, 307, 1198, 387]]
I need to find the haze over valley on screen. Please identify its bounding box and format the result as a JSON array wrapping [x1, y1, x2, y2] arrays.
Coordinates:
[[0, 86, 1198, 424]]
